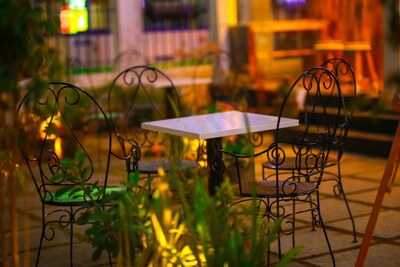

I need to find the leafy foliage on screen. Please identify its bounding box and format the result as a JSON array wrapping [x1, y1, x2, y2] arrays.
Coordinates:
[[223, 136, 254, 156], [78, 167, 301, 266], [0, 0, 61, 94], [50, 150, 91, 184], [77, 171, 153, 264], [0, 0, 62, 198], [1, 0, 62, 159]]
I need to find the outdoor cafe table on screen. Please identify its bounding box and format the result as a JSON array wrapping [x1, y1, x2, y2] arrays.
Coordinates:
[[141, 111, 299, 194]]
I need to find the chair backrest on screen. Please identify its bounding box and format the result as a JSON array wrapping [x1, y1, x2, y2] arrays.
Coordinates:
[[321, 58, 356, 157], [107, 65, 182, 160], [322, 57, 356, 108], [322, 58, 356, 90], [267, 67, 344, 195], [17, 82, 113, 203]]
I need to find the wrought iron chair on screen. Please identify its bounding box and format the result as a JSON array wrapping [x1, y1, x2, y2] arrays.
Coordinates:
[[107, 65, 198, 186], [262, 58, 358, 242], [320, 58, 357, 241], [223, 67, 343, 266], [17, 82, 129, 267]]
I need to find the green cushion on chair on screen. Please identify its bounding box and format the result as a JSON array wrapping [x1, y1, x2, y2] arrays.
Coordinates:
[[44, 186, 126, 205]]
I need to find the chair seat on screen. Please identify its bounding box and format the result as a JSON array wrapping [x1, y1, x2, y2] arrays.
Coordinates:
[[138, 159, 198, 174], [44, 186, 126, 206], [263, 157, 337, 170], [239, 180, 317, 197]]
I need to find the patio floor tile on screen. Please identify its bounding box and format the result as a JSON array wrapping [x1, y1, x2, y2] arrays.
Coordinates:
[[329, 210, 400, 240], [305, 243, 400, 267]]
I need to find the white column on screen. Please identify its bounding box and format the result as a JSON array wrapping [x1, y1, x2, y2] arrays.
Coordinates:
[[208, 0, 238, 77], [115, 0, 144, 55], [208, 0, 238, 49]]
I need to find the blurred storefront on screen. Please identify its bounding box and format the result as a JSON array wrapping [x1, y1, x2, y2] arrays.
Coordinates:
[[44, 0, 212, 86], [42, 0, 394, 97], [45, 0, 115, 75], [213, 0, 385, 96]]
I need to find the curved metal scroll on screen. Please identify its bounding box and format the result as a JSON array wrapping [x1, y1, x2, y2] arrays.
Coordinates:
[[107, 65, 182, 153], [17, 82, 114, 203]]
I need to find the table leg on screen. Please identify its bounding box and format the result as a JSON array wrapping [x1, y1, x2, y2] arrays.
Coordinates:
[[206, 138, 225, 195]]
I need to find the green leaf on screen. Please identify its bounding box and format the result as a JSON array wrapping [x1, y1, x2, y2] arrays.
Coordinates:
[[276, 246, 303, 267], [128, 171, 140, 186], [208, 101, 217, 113], [60, 158, 72, 169], [76, 211, 91, 225], [86, 225, 101, 237], [49, 173, 62, 183], [267, 218, 282, 244], [75, 150, 86, 165]]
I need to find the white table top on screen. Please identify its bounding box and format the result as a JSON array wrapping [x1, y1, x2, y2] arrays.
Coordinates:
[[141, 111, 299, 139]]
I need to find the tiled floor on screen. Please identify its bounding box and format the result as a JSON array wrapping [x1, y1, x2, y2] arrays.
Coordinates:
[[1, 152, 399, 266]]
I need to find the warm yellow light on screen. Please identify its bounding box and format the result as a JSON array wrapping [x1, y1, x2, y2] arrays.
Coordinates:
[[149, 184, 207, 266], [60, 8, 71, 34], [150, 211, 205, 266], [182, 138, 207, 167], [76, 11, 87, 29], [226, 0, 238, 26], [39, 114, 61, 140], [157, 167, 166, 177], [40, 113, 63, 157], [60, 3, 88, 34], [54, 138, 63, 158]]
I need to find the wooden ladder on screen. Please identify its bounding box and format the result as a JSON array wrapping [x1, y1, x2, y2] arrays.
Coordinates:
[[355, 92, 400, 266]]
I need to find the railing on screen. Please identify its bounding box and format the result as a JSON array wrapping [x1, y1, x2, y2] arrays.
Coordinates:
[[42, 0, 211, 79]]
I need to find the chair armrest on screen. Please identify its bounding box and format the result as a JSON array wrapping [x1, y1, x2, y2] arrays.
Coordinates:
[[111, 135, 141, 173]]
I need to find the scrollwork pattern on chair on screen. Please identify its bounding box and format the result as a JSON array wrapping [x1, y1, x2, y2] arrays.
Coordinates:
[[108, 66, 182, 149], [18, 82, 114, 202]]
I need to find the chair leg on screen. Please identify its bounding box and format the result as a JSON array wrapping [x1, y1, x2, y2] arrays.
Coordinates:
[[107, 250, 113, 267], [277, 204, 282, 260], [316, 191, 336, 267], [336, 162, 357, 242], [35, 206, 46, 267], [266, 197, 271, 267], [292, 198, 296, 248], [309, 194, 316, 231], [298, 170, 316, 232], [69, 207, 74, 267]]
